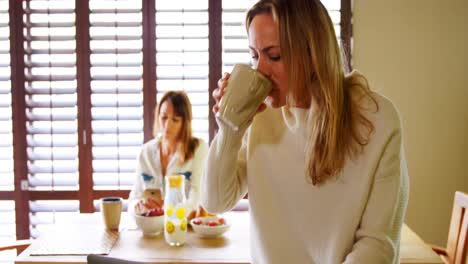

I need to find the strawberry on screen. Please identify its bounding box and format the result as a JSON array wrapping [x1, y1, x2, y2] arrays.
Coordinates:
[[218, 218, 225, 225], [207, 220, 218, 227], [155, 207, 164, 216], [148, 209, 159, 217], [192, 218, 202, 225]]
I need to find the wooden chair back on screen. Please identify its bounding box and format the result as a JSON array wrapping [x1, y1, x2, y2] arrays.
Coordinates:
[[445, 191, 468, 264], [0, 239, 32, 255]]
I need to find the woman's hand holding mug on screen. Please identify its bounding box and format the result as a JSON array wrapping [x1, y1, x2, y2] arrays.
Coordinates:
[[212, 64, 271, 131]]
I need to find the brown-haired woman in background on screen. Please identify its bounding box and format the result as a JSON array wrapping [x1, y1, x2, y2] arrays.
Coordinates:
[[129, 91, 208, 219], [202, 0, 409, 263]]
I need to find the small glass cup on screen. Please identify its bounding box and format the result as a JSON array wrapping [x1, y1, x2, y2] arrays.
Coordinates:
[[216, 64, 272, 131]]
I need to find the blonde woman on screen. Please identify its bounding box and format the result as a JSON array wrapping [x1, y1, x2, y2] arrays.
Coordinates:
[[129, 91, 208, 219], [202, 0, 409, 263]]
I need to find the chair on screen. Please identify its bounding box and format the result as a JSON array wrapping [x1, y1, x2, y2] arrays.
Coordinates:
[[432, 191, 468, 264], [87, 254, 144, 264], [0, 239, 31, 255]]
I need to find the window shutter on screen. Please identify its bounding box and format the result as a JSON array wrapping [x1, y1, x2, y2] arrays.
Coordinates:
[[321, 0, 342, 42], [89, 0, 144, 190], [0, 201, 16, 263], [22, 0, 79, 238], [0, 1, 17, 261], [221, 0, 257, 74], [23, 0, 78, 190], [155, 0, 209, 143], [221, 0, 342, 72], [0, 0, 13, 192], [29, 200, 79, 238]]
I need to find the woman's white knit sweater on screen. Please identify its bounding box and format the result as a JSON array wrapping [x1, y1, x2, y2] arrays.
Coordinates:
[[202, 92, 409, 263]]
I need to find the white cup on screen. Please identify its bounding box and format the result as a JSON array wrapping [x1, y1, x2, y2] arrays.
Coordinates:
[[216, 64, 272, 131], [100, 197, 123, 231]]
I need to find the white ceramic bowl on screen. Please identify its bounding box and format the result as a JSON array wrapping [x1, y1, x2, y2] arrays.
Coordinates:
[[134, 214, 164, 237], [190, 216, 230, 238]]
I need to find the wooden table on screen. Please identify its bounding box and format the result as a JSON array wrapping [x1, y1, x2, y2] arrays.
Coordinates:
[[400, 225, 444, 264], [15, 212, 442, 264]]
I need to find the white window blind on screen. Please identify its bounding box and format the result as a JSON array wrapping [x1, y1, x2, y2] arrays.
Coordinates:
[[23, 0, 79, 239], [222, 0, 342, 73], [23, 0, 78, 190], [0, 201, 16, 263], [29, 200, 79, 238], [90, 0, 143, 190], [155, 0, 209, 142], [221, 0, 257, 74], [322, 0, 342, 43], [0, 1, 17, 262], [0, 0, 13, 192]]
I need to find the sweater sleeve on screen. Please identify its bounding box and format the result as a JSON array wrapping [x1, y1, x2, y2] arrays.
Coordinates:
[[184, 139, 209, 212], [343, 126, 410, 263], [201, 124, 249, 214]]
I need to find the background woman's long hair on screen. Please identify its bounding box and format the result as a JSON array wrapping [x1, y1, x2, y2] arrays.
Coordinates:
[[246, 0, 378, 185], [153, 91, 199, 162]]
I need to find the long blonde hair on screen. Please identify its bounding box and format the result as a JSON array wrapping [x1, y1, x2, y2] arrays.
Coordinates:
[[246, 0, 378, 185], [153, 91, 199, 162]]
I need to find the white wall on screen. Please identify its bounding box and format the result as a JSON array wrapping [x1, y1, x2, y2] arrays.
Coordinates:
[[353, 0, 468, 245]]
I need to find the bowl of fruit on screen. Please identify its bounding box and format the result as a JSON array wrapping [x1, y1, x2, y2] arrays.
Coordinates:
[[190, 216, 230, 238], [134, 207, 164, 237]]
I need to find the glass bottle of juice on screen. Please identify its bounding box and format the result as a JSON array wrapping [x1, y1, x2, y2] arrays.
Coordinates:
[[164, 174, 187, 246]]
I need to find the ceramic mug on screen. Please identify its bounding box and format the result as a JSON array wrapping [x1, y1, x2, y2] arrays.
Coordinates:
[[216, 64, 272, 131], [100, 197, 123, 231]]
